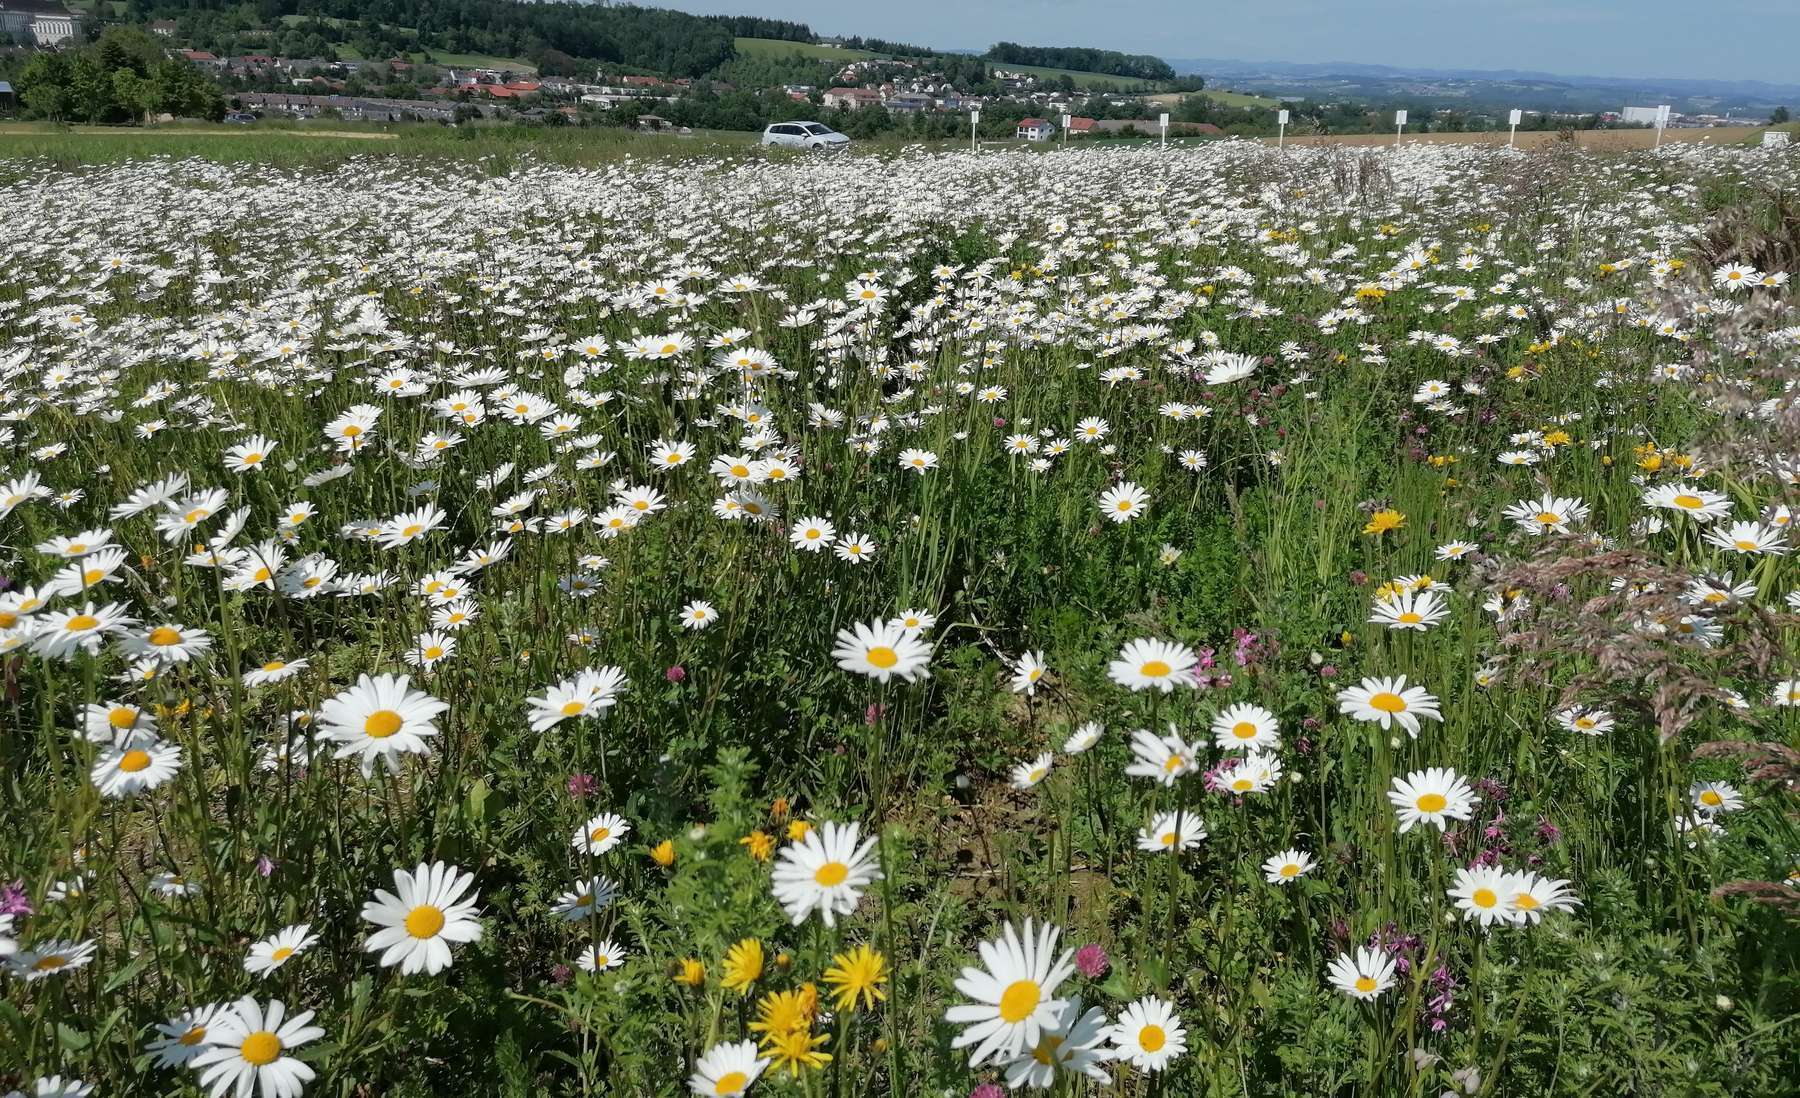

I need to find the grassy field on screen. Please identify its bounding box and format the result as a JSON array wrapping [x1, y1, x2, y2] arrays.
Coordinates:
[[1146, 89, 1280, 110], [0, 122, 764, 168], [733, 36, 885, 63], [985, 61, 1157, 90], [2, 137, 1798, 1098]]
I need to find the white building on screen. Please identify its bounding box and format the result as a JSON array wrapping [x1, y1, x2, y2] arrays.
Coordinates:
[[1620, 106, 1668, 125], [0, 0, 80, 46]]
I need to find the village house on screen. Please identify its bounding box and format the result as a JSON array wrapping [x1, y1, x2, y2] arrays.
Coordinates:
[[1016, 117, 1056, 141], [822, 87, 881, 111], [239, 91, 459, 123], [884, 92, 934, 114], [180, 49, 226, 73]]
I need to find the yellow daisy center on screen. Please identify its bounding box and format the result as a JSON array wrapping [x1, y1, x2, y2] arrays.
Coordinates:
[[1472, 888, 1498, 908], [405, 904, 446, 938], [1416, 793, 1448, 812], [239, 1031, 282, 1066], [713, 1072, 748, 1096], [108, 707, 138, 728], [1140, 659, 1171, 678], [271, 946, 295, 961], [66, 614, 100, 631], [1370, 692, 1407, 713], [866, 646, 899, 669], [814, 861, 849, 886], [1232, 721, 1258, 739], [149, 627, 182, 646], [119, 749, 152, 773], [1139, 1024, 1166, 1052], [364, 710, 403, 738], [1354, 975, 1377, 993], [998, 979, 1041, 1023]]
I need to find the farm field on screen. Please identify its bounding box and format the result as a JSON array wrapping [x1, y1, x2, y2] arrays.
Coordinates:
[[1146, 89, 1280, 110], [0, 138, 1797, 1098], [734, 36, 885, 63]]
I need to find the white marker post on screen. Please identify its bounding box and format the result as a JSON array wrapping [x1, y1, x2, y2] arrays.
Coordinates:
[[1277, 108, 1289, 149], [1508, 108, 1522, 147], [970, 108, 980, 152], [1394, 109, 1408, 146], [1159, 112, 1169, 148], [1654, 104, 1670, 148], [1061, 112, 1070, 147]]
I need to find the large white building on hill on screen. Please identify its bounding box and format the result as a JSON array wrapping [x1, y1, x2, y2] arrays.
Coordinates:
[[0, 0, 81, 47]]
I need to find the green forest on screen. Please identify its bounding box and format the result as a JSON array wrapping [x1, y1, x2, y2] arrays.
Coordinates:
[[987, 42, 1176, 81]]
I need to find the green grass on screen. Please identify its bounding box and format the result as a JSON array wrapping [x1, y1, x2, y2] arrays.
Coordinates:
[[408, 51, 538, 73], [1203, 88, 1280, 109], [0, 121, 750, 169], [733, 36, 884, 63], [985, 61, 1156, 90]]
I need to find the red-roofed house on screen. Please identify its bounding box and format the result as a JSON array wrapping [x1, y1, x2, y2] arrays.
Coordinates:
[[1016, 117, 1054, 141], [1066, 116, 1096, 134]]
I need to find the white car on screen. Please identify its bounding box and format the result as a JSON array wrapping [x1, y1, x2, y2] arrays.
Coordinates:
[[761, 121, 850, 151]]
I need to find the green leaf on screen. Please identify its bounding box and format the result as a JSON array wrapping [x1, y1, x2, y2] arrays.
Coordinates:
[[57, 1021, 90, 1051]]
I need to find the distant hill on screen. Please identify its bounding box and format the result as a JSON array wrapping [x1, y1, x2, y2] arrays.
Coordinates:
[[1166, 56, 1800, 114]]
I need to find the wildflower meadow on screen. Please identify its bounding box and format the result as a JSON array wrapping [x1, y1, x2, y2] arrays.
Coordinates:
[[1, 139, 1797, 1096]]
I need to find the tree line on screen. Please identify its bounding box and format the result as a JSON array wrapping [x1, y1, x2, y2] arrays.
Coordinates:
[[129, 0, 737, 77], [6, 26, 225, 123], [985, 42, 1174, 81]]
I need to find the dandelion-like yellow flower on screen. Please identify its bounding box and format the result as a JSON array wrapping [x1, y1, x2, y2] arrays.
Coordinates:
[[722, 938, 764, 995], [823, 943, 889, 1012], [764, 1026, 831, 1078], [750, 986, 817, 1042], [674, 957, 705, 987], [740, 830, 774, 862], [1363, 509, 1406, 537], [649, 840, 675, 867]]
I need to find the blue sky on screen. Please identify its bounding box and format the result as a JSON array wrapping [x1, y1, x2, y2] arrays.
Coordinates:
[[657, 0, 1799, 85]]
